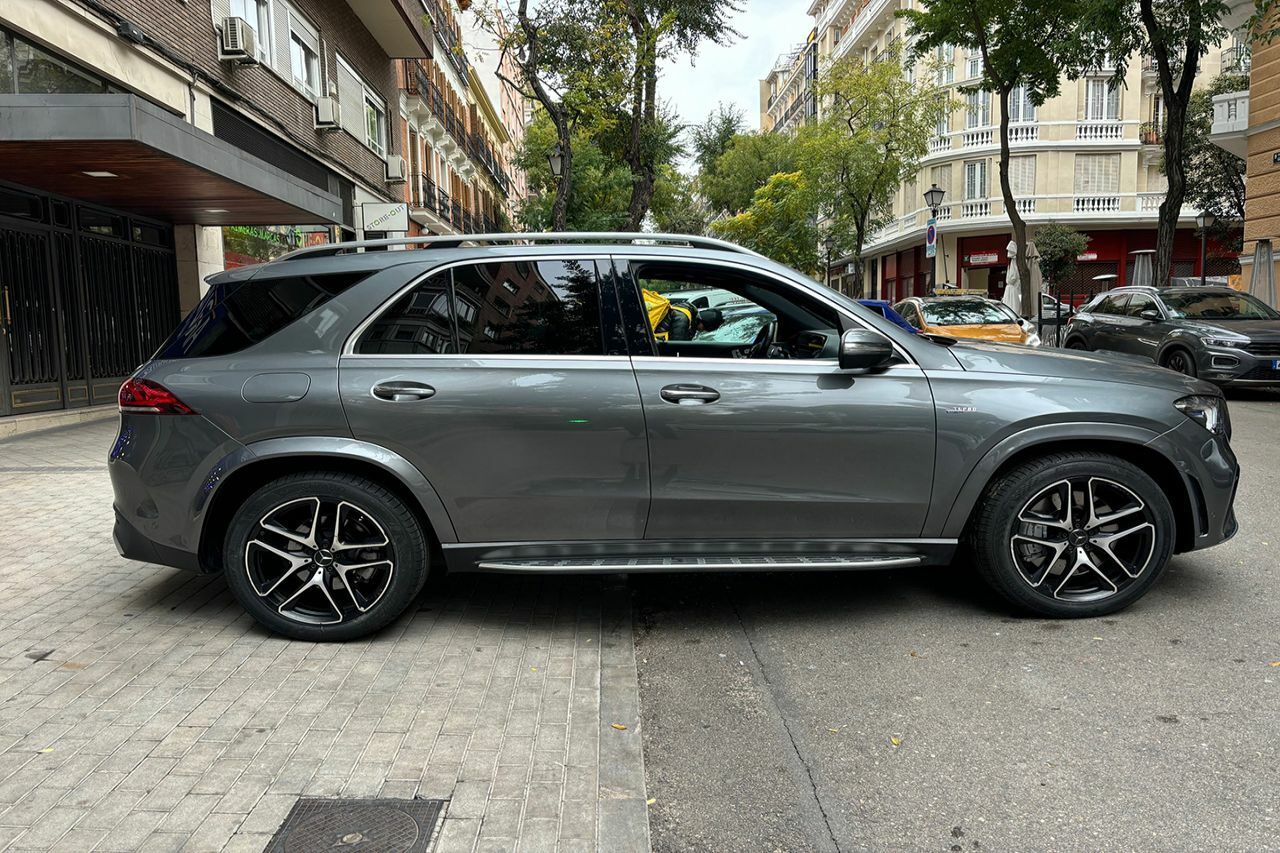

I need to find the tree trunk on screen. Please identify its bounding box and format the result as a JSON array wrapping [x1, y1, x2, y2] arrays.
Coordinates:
[[1140, 0, 1202, 286], [997, 87, 1032, 314], [517, 0, 574, 233], [551, 120, 572, 232], [624, 12, 658, 232]]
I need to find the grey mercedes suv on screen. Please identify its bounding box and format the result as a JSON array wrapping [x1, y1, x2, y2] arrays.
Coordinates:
[[109, 234, 1239, 641]]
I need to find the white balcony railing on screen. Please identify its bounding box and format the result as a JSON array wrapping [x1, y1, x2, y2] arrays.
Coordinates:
[[1138, 192, 1164, 212], [1212, 91, 1250, 135], [1076, 121, 1124, 141], [936, 205, 954, 221], [1015, 198, 1037, 214], [1009, 124, 1039, 143], [962, 200, 991, 217], [1074, 195, 1121, 213], [928, 136, 950, 154], [962, 128, 993, 147]]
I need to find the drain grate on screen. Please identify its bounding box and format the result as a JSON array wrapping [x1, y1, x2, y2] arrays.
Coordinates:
[[267, 799, 445, 853]]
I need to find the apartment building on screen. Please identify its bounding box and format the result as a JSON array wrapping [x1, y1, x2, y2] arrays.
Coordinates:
[[805, 0, 1244, 302], [0, 0, 430, 418], [461, 9, 531, 206], [1211, 9, 1280, 299], [760, 29, 819, 135], [397, 0, 520, 239]]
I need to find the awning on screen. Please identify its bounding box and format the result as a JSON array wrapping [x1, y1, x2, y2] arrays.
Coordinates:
[[343, 0, 434, 58], [0, 94, 343, 226]]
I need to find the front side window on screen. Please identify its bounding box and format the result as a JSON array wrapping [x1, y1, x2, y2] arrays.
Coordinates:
[[1123, 294, 1158, 317]]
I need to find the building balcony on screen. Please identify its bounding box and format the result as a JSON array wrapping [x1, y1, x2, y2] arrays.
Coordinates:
[[1076, 121, 1124, 141], [1222, 45, 1252, 76], [927, 136, 949, 155], [421, 0, 470, 77], [962, 200, 991, 218], [1210, 90, 1249, 159], [1074, 195, 1120, 213], [342, 0, 432, 58], [962, 128, 993, 148], [1008, 124, 1038, 143], [1139, 121, 1162, 146]]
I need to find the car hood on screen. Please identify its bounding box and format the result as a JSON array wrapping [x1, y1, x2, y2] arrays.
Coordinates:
[[931, 323, 1026, 343], [946, 340, 1214, 395], [1175, 318, 1280, 339]]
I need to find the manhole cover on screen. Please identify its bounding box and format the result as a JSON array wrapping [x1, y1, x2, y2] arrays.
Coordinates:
[[267, 799, 445, 853]]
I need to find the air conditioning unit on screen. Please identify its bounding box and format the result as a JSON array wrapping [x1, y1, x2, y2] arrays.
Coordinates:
[[385, 155, 408, 183], [219, 17, 258, 64], [315, 97, 341, 131]]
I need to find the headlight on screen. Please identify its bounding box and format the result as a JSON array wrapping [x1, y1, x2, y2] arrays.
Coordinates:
[[1175, 394, 1229, 436], [1024, 331, 1042, 347], [1203, 337, 1246, 349]]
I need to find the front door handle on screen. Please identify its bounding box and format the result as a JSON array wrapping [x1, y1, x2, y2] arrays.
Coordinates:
[[372, 381, 436, 402], [660, 384, 720, 405]]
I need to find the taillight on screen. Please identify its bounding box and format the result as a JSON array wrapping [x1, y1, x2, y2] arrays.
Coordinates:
[[118, 378, 195, 415]]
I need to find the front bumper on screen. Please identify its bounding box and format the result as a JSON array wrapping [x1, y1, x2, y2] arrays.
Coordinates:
[[1198, 346, 1280, 386], [1147, 419, 1240, 551]]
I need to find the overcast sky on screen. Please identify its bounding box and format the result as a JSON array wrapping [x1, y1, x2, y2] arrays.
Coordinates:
[[658, 1, 806, 134]]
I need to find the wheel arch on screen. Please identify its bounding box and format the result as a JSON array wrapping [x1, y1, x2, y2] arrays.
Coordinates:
[[1157, 340, 1196, 368], [941, 430, 1196, 554], [197, 439, 457, 574]]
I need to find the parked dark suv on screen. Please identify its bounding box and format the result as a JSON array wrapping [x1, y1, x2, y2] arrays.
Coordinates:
[[109, 234, 1239, 640], [1063, 285, 1280, 386]]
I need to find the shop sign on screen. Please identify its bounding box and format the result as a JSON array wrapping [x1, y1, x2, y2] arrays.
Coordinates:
[[966, 252, 999, 265], [1077, 251, 1098, 261]]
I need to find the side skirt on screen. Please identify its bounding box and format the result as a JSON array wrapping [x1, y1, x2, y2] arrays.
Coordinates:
[[442, 539, 958, 574]]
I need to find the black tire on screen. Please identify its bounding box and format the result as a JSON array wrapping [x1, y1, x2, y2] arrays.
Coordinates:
[[224, 472, 429, 641], [970, 451, 1175, 618], [1064, 337, 1089, 351], [1163, 348, 1198, 378]]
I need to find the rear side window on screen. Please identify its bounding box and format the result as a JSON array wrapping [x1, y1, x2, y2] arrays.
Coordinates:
[[158, 271, 369, 359], [1092, 294, 1127, 315], [355, 260, 606, 357]]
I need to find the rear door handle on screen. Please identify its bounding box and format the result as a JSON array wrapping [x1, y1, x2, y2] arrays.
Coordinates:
[[660, 384, 720, 405], [372, 381, 436, 402]]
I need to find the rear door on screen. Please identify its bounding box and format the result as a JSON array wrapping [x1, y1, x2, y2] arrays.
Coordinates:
[[339, 257, 649, 543]]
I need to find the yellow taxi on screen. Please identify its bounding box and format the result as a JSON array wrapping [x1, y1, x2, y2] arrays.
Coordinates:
[[891, 296, 1038, 345]]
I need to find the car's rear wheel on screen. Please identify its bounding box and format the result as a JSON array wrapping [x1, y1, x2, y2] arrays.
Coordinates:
[[224, 472, 429, 641], [1064, 338, 1089, 351], [1163, 348, 1197, 378], [970, 452, 1175, 618]]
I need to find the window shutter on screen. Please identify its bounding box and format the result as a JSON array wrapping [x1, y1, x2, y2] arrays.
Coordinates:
[[1010, 155, 1036, 195], [336, 58, 363, 140], [212, 0, 232, 27], [272, 2, 291, 74], [1074, 154, 1120, 193]]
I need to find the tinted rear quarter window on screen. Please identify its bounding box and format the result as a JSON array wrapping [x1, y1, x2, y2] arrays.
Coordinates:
[[159, 271, 369, 359]]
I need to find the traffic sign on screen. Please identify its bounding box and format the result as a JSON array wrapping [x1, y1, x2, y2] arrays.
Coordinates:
[[926, 217, 937, 259]]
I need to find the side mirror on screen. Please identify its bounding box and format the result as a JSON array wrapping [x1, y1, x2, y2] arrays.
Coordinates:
[[691, 296, 710, 309], [839, 329, 895, 372], [1139, 309, 1162, 322], [696, 308, 724, 332]]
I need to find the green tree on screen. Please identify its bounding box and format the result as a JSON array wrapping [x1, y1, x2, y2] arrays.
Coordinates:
[[651, 166, 710, 235], [616, 0, 742, 230], [690, 103, 746, 176], [516, 113, 633, 231], [901, 0, 1090, 310], [1184, 73, 1249, 250], [1034, 223, 1091, 288], [712, 172, 820, 273], [805, 49, 949, 295], [701, 131, 799, 216], [1080, 0, 1276, 284]]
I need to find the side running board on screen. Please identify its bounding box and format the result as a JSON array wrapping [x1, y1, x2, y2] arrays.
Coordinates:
[[475, 555, 923, 572]]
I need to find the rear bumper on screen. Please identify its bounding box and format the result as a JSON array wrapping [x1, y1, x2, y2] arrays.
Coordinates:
[[113, 507, 202, 572]]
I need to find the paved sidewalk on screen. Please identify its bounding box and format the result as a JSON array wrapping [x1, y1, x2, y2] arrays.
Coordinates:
[[0, 420, 649, 852]]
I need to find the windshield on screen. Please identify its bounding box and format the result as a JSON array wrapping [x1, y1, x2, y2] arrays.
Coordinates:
[[921, 300, 1016, 326], [1162, 291, 1280, 321]]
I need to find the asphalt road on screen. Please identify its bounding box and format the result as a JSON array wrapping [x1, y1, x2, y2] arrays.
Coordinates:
[[633, 389, 1280, 853]]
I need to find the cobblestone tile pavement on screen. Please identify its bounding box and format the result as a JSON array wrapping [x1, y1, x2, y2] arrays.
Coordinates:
[[0, 421, 649, 852]]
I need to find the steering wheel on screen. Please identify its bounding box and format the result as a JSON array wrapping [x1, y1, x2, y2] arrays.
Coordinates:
[[747, 320, 777, 360]]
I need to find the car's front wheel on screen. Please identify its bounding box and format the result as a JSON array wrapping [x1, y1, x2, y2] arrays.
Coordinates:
[[224, 472, 429, 641], [970, 452, 1175, 618]]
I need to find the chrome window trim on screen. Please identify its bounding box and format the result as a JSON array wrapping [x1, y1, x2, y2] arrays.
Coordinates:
[[342, 353, 632, 363]]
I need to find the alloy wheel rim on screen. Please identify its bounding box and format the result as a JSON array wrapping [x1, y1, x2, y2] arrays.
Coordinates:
[[1168, 353, 1192, 374], [1009, 477, 1157, 602], [245, 497, 395, 625]]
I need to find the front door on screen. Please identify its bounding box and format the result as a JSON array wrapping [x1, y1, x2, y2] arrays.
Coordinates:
[[340, 257, 649, 544], [618, 258, 937, 541], [1109, 291, 1168, 362]]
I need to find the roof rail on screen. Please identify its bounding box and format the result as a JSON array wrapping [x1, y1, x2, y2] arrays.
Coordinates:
[[273, 232, 767, 263]]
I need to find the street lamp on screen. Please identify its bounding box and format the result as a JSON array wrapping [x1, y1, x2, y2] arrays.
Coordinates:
[[548, 142, 564, 180], [1197, 210, 1216, 286], [823, 233, 836, 290], [923, 183, 946, 292]]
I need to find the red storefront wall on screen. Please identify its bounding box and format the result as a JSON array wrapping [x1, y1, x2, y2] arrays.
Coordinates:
[[880, 245, 930, 302]]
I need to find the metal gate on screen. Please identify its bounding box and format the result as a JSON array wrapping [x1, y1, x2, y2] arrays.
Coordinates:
[[0, 181, 180, 416]]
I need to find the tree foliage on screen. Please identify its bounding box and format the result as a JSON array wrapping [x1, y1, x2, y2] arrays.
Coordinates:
[[651, 166, 710, 235], [804, 48, 949, 293], [515, 112, 633, 232], [712, 172, 820, 273], [701, 131, 800, 216], [1184, 73, 1248, 251], [1034, 223, 1091, 287], [690, 103, 746, 176]]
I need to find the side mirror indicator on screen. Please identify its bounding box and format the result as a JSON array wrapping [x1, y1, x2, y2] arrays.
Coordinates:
[[839, 329, 895, 372]]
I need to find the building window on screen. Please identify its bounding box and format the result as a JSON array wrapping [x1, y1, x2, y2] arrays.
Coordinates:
[[937, 45, 955, 84], [0, 29, 116, 95], [1074, 153, 1121, 194], [966, 90, 991, 128], [1009, 155, 1036, 196], [964, 160, 987, 200], [931, 164, 952, 197], [230, 0, 273, 64], [336, 54, 388, 156], [1009, 85, 1036, 123], [966, 50, 982, 80], [284, 4, 321, 100], [1085, 78, 1121, 121]]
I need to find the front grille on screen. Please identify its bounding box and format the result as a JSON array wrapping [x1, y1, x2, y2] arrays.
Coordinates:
[[1237, 365, 1280, 381], [1243, 341, 1280, 356]]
